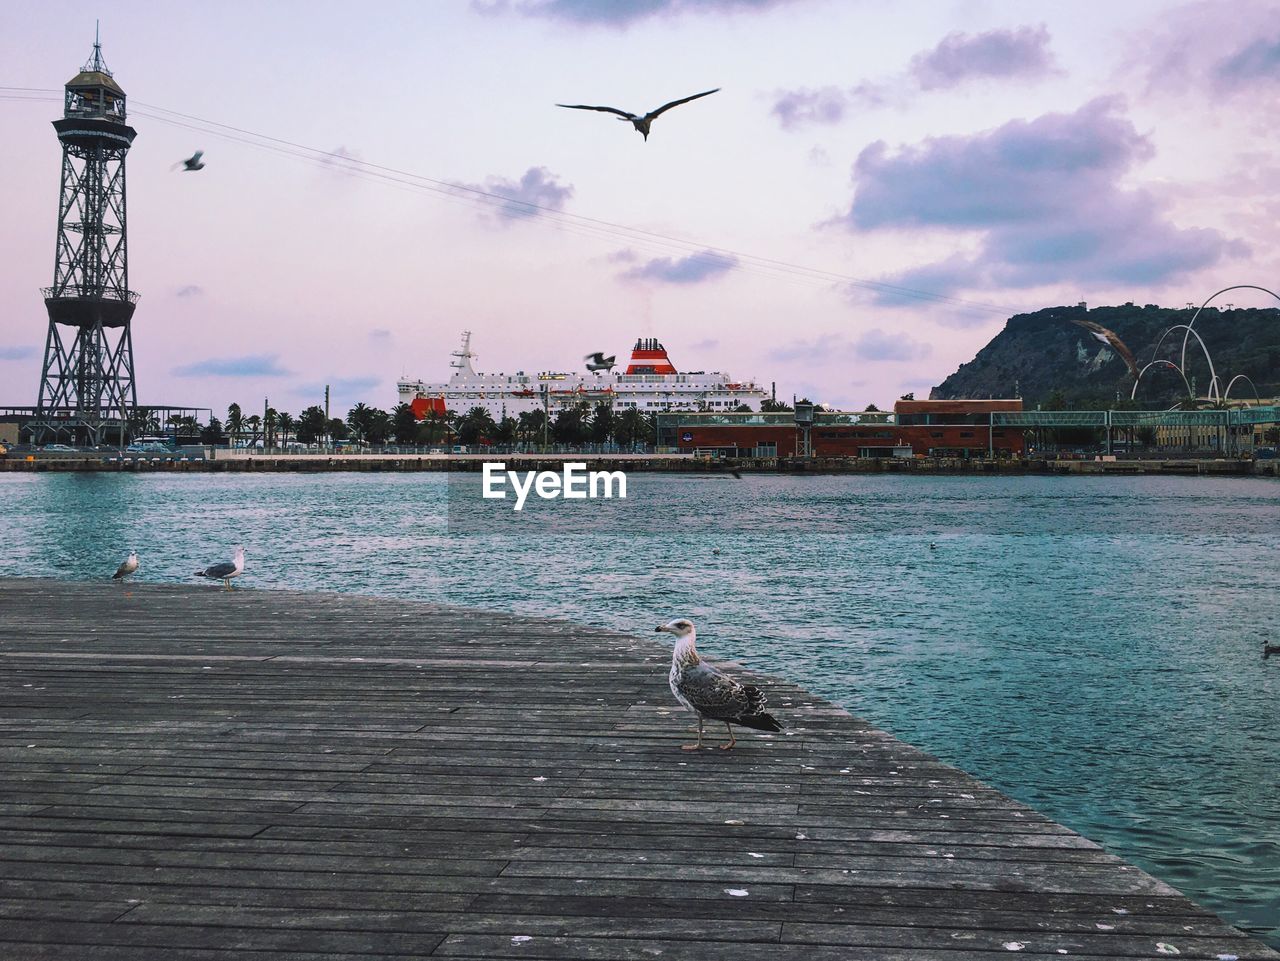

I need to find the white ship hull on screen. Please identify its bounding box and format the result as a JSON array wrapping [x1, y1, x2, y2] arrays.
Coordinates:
[[398, 335, 766, 420]]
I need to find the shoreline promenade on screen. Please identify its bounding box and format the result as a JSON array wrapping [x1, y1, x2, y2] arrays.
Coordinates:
[[0, 578, 1275, 959]]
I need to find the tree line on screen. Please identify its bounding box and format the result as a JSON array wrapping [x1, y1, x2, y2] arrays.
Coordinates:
[[173, 399, 728, 449]]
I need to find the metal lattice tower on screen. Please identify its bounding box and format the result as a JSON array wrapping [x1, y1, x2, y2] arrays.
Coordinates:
[[32, 31, 139, 445]]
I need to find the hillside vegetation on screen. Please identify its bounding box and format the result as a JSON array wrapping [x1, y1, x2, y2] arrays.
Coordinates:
[[931, 303, 1280, 408]]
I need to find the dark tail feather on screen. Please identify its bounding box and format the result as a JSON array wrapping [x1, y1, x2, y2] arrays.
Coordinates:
[[193, 570, 207, 577], [735, 712, 782, 733]]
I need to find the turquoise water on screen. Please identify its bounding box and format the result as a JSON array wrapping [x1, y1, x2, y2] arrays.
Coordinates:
[[1, 471, 1277, 944]]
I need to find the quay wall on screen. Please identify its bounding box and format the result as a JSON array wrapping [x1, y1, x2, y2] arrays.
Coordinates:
[[1, 453, 1275, 476]]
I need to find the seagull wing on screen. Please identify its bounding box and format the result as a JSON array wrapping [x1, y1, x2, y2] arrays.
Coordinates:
[[200, 562, 237, 578], [112, 559, 131, 579], [644, 88, 720, 122], [676, 662, 753, 721], [191, 150, 203, 162], [1072, 319, 1139, 377], [557, 103, 638, 121], [585, 352, 604, 363]]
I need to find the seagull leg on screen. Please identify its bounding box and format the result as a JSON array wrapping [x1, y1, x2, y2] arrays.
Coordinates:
[[720, 723, 736, 751], [682, 716, 704, 751]]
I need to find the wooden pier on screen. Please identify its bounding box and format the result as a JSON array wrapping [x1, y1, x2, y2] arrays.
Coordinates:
[[0, 578, 1275, 960]]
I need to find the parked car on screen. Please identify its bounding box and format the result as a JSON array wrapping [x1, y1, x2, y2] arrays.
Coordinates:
[[451, 445, 468, 454], [41, 444, 77, 452]]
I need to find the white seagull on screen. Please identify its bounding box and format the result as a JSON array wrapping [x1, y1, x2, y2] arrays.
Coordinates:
[[656, 618, 781, 751], [557, 89, 720, 141], [173, 150, 204, 172], [112, 551, 138, 581], [194, 545, 244, 590]]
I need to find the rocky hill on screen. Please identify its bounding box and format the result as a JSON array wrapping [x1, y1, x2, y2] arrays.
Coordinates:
[[931, 303, 1280, 407]]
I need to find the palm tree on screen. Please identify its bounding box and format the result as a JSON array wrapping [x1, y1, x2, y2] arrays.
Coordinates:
[[517, 409, 546, 449], [264, 407, 278, 448], [457, 406, 497, 445], [366, 408, 392, 445], [552, 402, 592, 446], [245, 414, 262, 445], [392, 403, 419, 444], [226, 403, 244, 447], [346, 403, 372, 441], [613, 407, 651, 449], [296, 406, 326, 445], [200, 415, 223, 446], [590, 402, 615, 445], [494, 415, 518, 446], [276, 412, 295, 445]]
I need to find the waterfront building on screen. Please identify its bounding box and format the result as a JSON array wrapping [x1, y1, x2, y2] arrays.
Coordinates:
[[659, 399, 1026, 458]]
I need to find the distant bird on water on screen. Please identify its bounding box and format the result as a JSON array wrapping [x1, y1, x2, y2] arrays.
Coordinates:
[[557, 89, 720, 141], [194, 545, 244, 590], [585, 352, 617, 372], [113, 551, 138, 581], [656, 618, 781, 750], [1071, 319, 1139, 378], [173, 150, 204, 172]]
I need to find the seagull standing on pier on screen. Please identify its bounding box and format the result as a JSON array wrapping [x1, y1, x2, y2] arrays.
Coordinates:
[[112, 551, 138, 581], [194, 545, 244, 590], [557, 89, 720, 141], [656, 618, 781, 750]]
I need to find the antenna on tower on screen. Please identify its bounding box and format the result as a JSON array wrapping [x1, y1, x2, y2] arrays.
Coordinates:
[[84, 20, 111, 74]]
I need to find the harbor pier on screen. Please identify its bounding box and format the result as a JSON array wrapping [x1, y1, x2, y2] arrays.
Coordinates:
[[0, 579, 1276, 960]]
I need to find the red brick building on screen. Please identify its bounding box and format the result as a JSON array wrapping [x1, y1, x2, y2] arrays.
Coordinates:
[[660, 398, 1025, 458]]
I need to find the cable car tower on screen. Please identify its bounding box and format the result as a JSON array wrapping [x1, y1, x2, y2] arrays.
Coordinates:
[[32, 30, 139, 445]]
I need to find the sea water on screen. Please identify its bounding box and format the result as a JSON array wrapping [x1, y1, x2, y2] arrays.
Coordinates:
[[1, 470, 1277, 944]]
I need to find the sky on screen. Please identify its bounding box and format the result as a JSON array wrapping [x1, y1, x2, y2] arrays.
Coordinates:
[[1, 0, 1278, 415]]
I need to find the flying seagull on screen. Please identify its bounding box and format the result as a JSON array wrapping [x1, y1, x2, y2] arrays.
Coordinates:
[[173, 150, 204, 172], [656, 618, 781, 750], [194, 545, 244, 590], [585, 352, 616, 372], [557, 89, 720, 141], [113, 550, 138, 581], [1071, 319, 1139, 378]]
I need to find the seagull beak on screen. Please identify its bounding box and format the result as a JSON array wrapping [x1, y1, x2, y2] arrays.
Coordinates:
[[654, 625, 668, 634]]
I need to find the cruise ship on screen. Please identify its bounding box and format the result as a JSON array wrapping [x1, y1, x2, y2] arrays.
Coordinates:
[[398, 333, 767, 420]]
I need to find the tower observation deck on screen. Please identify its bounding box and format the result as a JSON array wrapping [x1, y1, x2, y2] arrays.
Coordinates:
[[31, 32, 140, 445]]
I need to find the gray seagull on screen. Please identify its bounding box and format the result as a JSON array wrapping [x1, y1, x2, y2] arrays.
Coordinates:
[[194, 545, 244, 590], [112, 550, 138, 581], [585, 352, 616, 372], [174, 150, 204, 172], [656, 617, 781, 750], [557, 89, 720, 141]]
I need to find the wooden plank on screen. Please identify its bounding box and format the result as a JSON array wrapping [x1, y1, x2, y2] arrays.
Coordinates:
[[0, 577, 1275, 960]]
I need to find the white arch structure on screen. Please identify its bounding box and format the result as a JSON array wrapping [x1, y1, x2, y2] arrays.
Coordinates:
[[1179, 284, 1280, 374], [1130, 359, 1194, 402], [1135, 325, 1219, 401], [1223, 374, 1261, 406]]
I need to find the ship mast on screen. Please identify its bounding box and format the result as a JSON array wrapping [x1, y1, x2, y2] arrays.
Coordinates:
[[450, 331, 476, 376]]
